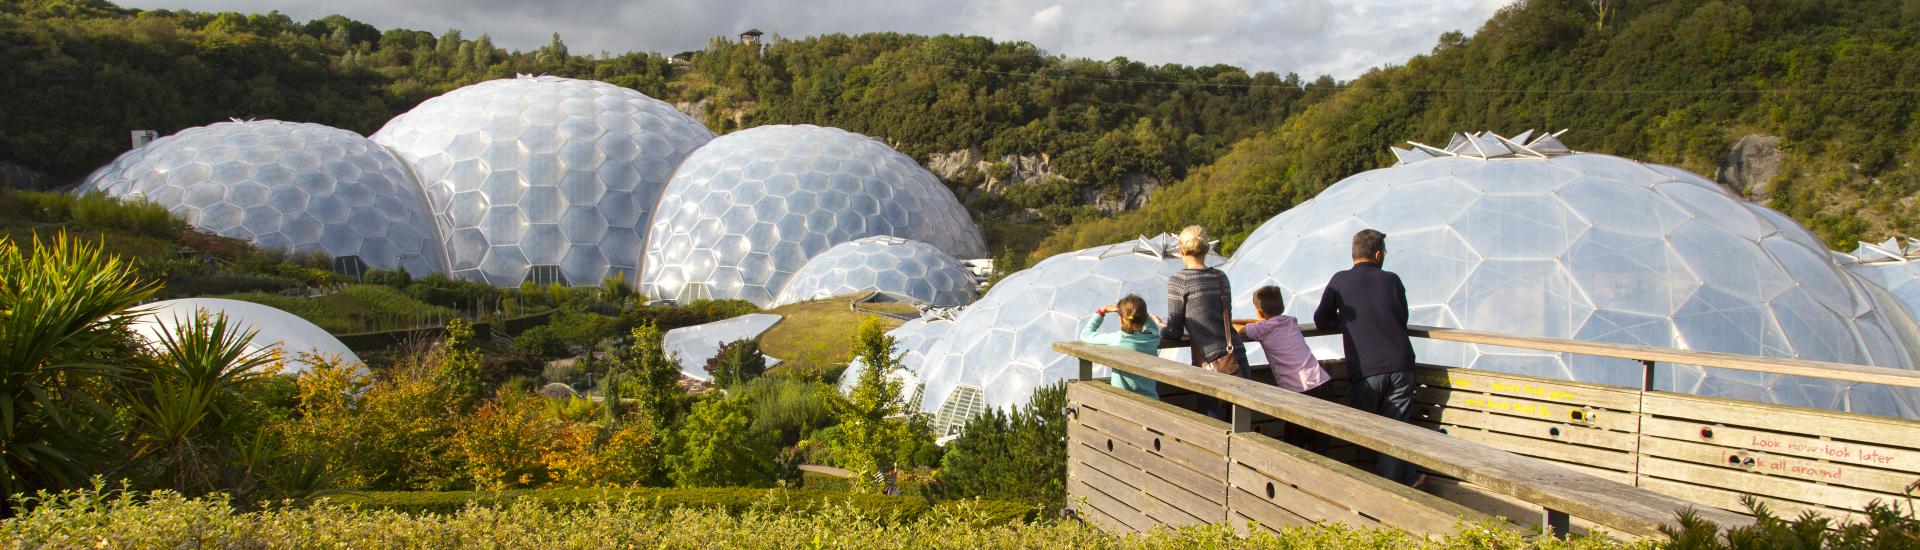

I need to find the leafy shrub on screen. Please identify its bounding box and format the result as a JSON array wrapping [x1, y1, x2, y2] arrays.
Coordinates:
[[3, 484, 1637, 548], [619, 299, 759, 331], [452, 389, 568, 489], [736, 376, 835, 448], [1661, 495, 1918, 549], [929, 383, 1066, 512], [514, 324, 568, 359], [706, 339, 767, 388], [668, 395, 780, 488], [827, 317, 939, 493]]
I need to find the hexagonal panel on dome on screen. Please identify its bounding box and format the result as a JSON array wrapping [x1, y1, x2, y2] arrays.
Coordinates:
[[642, 125, 987, 307], [912, 234, 1223, 416], [770, 236, 978, 308], [77, 120, 447, 275], [1222, 132, 1920, 417], [374, 75, 713, 287]]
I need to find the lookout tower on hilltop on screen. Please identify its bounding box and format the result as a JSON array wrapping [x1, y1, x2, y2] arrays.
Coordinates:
[[739, 28, 764, 46]]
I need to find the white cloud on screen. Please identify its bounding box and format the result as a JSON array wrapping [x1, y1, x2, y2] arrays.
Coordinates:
[[115, 0, 1507, 78]]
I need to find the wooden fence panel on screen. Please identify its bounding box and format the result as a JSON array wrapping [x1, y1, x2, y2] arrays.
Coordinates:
[[1067, 383, 1231, 530]]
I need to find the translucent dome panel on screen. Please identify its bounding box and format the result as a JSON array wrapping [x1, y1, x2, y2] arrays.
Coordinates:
[[129, 298, 362, 375], [772, 236, 978, 308], [661, 313, 784, 381], [913, 235, 1223, 416], [1223, 147, 1919, 417], [77, 120, 446, 275], [373, 75, 714, 287], [642, 125, 987, 306]]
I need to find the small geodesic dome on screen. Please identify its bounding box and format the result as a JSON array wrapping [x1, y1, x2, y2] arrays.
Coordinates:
[[1843, 237, 1920, 320], [641, 125, 987, 306], [1221, 131, 1920, 417], [912, 234, 1224, 418], [771, 236, 978, 308], [128, 298, 361, 374], [373, 75, 714, 287], [77, 120, 447, 275]]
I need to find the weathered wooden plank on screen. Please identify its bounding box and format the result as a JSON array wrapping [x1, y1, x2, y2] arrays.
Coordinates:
[[1420, 422, 1639, 475], [1417, 476, 1621, 538], [1398, 325, 1920, 390], [1638, 416, 1920, 475], [1416, 390, 1640, 435], [1071, 382, 1229, 452], [1076, 498, 1136, 534], [1072, 425, 1228, 514], [1231, 433, 1484, 536], [1416, 401, 1638, 451], [1053, 341, 1755, 537], [1077, 404, 1229, 482], [1635, 476, 1867, 526], [1069, 474, 1154, 533], [1414, 366, 1642, 411], [1638, 436, 1918, 495], [1228, 461, 1381, 528], [1228, 487, 1318, 535], [1641, 394, 1920, 459], [1638, 456, 1914, 513]]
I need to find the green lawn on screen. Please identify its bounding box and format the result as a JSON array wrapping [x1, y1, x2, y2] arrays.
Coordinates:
[[760, 293, 905, 376]]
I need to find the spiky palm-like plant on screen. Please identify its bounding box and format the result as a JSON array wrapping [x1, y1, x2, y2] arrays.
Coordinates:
[[0, 233, 158, 510], [124, 310, 274, 492]]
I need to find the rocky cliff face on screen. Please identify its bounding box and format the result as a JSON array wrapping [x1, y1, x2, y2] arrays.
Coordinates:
[[0, 161, 48, 190], [1716, 134, 1783, 199], [925, 148, 1160, 213]]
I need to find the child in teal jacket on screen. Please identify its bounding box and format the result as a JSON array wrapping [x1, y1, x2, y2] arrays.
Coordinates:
[[1079, 294, 1161, 399]]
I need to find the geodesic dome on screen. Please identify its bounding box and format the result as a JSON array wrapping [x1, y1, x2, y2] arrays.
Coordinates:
[[77, 120, 446, 275], [641, 124, 987, 306], [1221, 131, 1920, 417], [1843, 237, 1920, 321], [913, 234, 1224, 416], [771, 236, 978, 308], [373, 75, 714, 287], [128, 298, 362, 375]]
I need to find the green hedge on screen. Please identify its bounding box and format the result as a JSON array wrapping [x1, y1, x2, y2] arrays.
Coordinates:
[[326, 487, 1037, 525]]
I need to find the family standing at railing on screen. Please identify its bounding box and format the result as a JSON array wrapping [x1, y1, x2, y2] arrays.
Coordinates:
[[1081, 225, 1425, 486]]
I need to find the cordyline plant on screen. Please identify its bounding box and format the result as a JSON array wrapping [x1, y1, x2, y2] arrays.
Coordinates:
[[0, 232, 157, 515], [121, 310, 274, 493]]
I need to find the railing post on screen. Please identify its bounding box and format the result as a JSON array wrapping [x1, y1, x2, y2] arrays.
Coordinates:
[[1231, 403, 1253, 433], [1542, 508, 1570, 538], [1639, 360, 1657, 392], [1078, 358, 1094, 381]]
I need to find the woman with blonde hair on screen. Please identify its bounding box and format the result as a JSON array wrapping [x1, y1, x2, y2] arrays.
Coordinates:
[[1079, 294, 1161, 398], [1162, 225, 1250, 420]]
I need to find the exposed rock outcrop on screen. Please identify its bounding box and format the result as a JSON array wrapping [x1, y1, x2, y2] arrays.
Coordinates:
[[1081, 173, 1161, 213], [925, 149, 1058, 193], [0, 161, 48, 190], [1716, 134, 1783, 198]]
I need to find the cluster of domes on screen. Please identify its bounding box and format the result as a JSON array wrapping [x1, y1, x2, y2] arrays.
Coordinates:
[[891, 132, 1920, 421], [641, 124, 985, 307], [78, 78, 984, 309]]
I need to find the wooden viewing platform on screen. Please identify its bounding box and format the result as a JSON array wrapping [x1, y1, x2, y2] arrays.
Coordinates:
[[1052, 324, 1920, 540]]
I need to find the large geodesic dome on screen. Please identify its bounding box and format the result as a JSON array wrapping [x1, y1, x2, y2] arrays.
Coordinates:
[[373, 75, 714, 287], [771, 236, 978, 308], [128, 298, 362, 374], [1221, 131, 1920, 417], [912, 234, 1223, 419], [77, 120, 447, 275], [641, 125, 987, 306]]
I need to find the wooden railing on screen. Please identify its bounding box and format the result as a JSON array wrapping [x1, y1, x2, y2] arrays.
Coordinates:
[[1055, 324, 1920, 540]]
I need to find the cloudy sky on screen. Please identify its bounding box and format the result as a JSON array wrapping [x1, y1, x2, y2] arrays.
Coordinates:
[[119, 0, 1511, 78]]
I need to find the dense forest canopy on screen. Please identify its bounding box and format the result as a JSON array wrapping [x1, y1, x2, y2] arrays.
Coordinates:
[[3, 0, 1918, 256]]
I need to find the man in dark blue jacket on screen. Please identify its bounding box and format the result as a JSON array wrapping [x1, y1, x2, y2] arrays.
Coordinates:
[[1313, 228, 1421, 486]]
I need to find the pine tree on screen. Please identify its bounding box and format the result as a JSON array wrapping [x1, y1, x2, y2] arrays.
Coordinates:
[[928, 382, 1067, 511], [614, 321, 685, 427], [666, 395, 777, 487]]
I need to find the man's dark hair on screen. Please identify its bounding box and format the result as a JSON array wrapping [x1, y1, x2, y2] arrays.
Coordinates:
[[1352, 229, 1386, 260], [1253, 286, 1286, 317]]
